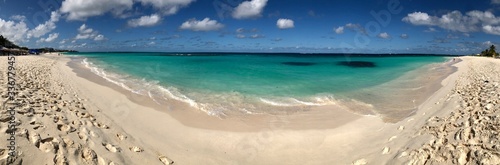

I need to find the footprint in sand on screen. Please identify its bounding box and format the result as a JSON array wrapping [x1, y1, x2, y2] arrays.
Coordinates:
[[89, 130, 99, 138], [17, 108, 32, 115], [76, 112, 90, 118], [81, 147, 98, 164], [0, 116, 11, 123], [93, 122, 109, 129], [71, 120, 82, 127], [52, 115, 60, 123], [57, 124, 76, 133], [15, 128, 28, 138], [38, 137, 59, 153], [0, 148, 9, 160], [388, 136, 397, 142], [159, 155, 174, 165], [116, 133, 127, 141], [30, 133, 41, 146], [83, 121, 93, 126], [129, 146, 144, 153], [398, 126, 405, 131], [78, 129, 89, 142], [62, 137, 75, 148], [30, 121, 45, 130], [102, 143, 120, 153], [382, 147, 390, 155], [352, 158, 367, 165], [89, 117, 97, 122], [54, 149, 68, 165]]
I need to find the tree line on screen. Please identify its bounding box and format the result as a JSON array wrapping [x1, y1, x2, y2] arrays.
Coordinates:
[[480, 45, 498, 58], [0, 35, 28, 50], [1, 35, 77, 53]]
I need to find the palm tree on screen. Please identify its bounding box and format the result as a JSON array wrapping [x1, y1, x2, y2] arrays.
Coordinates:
[[481, 49, 489, 56], [490, 45, 497, 58]]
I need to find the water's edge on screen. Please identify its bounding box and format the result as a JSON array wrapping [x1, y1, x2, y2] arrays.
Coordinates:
[[66, 54, 457, 123]]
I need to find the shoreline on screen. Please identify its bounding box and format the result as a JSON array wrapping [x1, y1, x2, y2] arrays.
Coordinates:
[[2, 53, 496, 164], [65, 54, 457, 131], [67, 57, 364, 131]]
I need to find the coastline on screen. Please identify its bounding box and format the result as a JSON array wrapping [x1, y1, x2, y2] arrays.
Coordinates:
[[66, 54, 456, 130], [2, 53, 496, 164]]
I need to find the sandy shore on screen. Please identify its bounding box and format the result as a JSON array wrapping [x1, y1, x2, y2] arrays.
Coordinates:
[[0, 54, 498, 164]]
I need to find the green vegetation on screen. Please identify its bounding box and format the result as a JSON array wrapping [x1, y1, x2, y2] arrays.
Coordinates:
[[0, 35, 22, 49], [480, 45, 498, 58], [1, 35, 78, 53]]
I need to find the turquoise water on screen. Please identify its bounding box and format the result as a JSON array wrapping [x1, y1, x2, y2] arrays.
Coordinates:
[[68, 52, 448, 116]]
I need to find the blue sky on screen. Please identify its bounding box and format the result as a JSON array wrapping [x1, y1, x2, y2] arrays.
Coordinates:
[[0, 0, 499, 54]]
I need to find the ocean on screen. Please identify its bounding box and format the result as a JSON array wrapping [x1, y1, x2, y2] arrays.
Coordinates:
[[66, 52, 452, 119]]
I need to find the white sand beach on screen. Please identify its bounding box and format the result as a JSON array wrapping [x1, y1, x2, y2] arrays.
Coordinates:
[[1, 54, 499, 165]]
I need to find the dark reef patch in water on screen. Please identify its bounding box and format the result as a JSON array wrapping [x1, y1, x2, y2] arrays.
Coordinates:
[[337, 61, 376, 68], [282, 62, 317, 66]]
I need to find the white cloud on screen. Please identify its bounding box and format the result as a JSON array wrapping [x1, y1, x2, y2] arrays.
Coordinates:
[[60, 0, 133, 20], [75, 24, 105, 40], [76, 24, 95, 39], [235, 28, 258, 33], [334, 26, 344, 34], [0, 18, 29, 43], [236, 34, 245, 38], [136, 0, 195, 15], [277, 18, 294, 29], [27, 11, 61, 38], [483, 41, 497, 47], [45, 33, 59, 42], [10, 15, 26, 21], [400, 34, 409, 39], [128, 14, 161, 27], [341, 23, 366, 34], [37, 33, 59, 43], [377, 32, 390, 39], [493, 0, 500, 4], [75, 34, 92, 40], [60, 0, 194, 20], [1, 11, 61, 44], [483, 25, 500, 35], [250, 34, 264, 38], [94, 34, 105, 41], [79, 24, 93, 33], [59, 39, 68, 44], [424, 27, 438, 32], [402, 12, 434, 26], [403, 10, 500, 35], [232, 0, 268, 19], [179, 18, 224, 31]]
